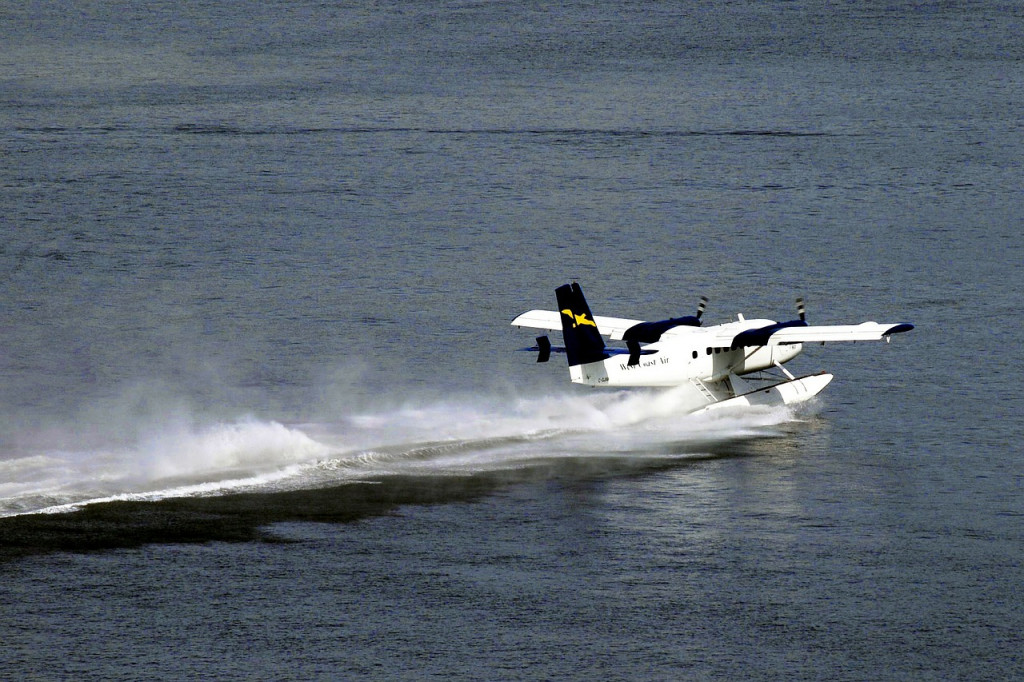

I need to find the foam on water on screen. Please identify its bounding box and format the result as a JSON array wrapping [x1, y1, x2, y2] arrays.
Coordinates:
[[0, 389, 803, 517]]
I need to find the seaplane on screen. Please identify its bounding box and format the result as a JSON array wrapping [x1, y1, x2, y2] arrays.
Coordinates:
[[512, 283, 914, 413]]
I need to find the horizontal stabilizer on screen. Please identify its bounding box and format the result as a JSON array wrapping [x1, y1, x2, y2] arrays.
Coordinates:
[[512, 309, 645, 340], [516, 340, 656, 361]]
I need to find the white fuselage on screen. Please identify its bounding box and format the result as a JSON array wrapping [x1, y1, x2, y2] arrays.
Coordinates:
[[569, 318, 803, 387]]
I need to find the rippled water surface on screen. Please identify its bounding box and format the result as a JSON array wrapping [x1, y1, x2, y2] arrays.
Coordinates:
[[2, 1, 1022, 679]]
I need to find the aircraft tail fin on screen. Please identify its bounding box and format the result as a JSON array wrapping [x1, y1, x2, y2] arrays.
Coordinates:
[[555, 283, 609, 366]]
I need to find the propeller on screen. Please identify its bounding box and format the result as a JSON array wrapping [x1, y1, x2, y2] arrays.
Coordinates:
[[730, 297, 807, 348], [696, 295, 708, 321]]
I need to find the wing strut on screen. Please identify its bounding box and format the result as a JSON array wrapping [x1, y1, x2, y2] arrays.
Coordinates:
[[774, 361, 796, 380]]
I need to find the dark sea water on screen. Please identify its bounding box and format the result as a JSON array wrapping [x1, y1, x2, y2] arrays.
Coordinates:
[[2, 1, 1022, 679]]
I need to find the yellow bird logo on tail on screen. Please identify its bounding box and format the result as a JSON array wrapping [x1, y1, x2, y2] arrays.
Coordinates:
[[561, 309, 598, 329]]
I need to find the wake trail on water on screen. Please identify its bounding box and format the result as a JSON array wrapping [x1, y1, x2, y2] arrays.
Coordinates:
[[0, 388, 804, 518]]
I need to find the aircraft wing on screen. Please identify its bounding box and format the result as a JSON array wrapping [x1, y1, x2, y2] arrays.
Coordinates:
[[766, 322, 914, 344], [730, 321, 914, 347], [513, 310, 914, 346], [511, 310, 646, 340]]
